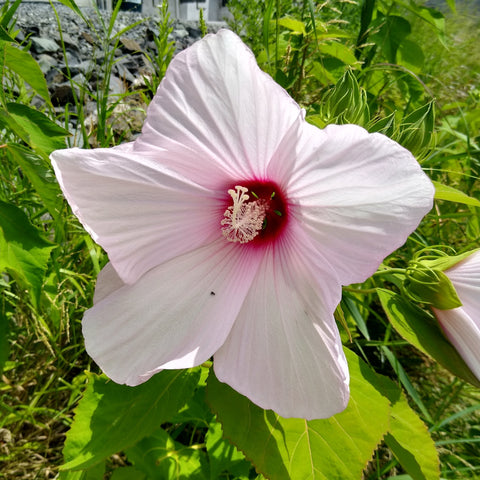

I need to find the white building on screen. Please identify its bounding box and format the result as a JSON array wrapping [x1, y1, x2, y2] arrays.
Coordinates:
[[93, 0, 231, 21]]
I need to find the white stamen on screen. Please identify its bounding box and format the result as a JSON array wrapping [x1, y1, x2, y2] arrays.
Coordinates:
[[221, 185, 266, 243]]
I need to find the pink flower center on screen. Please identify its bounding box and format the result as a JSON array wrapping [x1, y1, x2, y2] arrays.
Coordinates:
[[221, 180, 288, 245]]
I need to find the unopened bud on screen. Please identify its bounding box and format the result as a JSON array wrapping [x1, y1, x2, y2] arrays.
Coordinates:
[[322, 69, 369, 126], [395, 101, 435, 159]]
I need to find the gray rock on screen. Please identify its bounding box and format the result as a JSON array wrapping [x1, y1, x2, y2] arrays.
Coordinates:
[[30, 36, 60, 54]]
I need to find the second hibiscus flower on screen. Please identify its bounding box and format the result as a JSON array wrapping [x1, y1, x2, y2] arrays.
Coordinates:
[[51, 29, 434, 419]]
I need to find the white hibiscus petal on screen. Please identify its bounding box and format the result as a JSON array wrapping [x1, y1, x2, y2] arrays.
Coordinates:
[[214, 224, 349, 420], [445, 251, 480, 318], [51, 146, 222, 283], [93, 262, 125, 304], [433, 307, 480, 381], [134, 29, 302, 187], [281, 123, 434, 285], [83, 240, 264, 386]]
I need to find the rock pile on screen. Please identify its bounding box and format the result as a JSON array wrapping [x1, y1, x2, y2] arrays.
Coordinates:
[[13, 2, 227, 144]]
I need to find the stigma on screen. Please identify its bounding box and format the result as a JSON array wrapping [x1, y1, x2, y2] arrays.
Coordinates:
[[221, 181, 288, 245]]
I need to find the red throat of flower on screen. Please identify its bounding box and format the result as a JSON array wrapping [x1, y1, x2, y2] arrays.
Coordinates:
[[221, 180, 288, 246]]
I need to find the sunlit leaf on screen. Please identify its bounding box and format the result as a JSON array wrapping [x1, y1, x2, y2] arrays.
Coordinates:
[[0, 40, 50, 102], [0, 200, 55, 305], [207, 349, 390, 480], [378, 289, 480, 388], [126, 428, 209, 479], [318, 41, 358, 65], [278, 16, 306, 35], [206, 420, 250, 479], [3, 103, 68, 156], [6, 143, 63, 218], [61, 369, 201, 471], [433, 181, 480, 207]]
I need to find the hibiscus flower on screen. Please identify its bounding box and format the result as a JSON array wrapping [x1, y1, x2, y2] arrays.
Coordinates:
[[432, 250, 480, 381], [50, 29, 434, 419]]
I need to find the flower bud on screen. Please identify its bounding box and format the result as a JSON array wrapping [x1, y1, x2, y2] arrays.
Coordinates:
[[404, 262, 462, 310], [321, 69, 370, 126], [395, 101, 435, 159]]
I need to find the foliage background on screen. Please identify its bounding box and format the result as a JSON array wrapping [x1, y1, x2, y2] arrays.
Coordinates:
[[0, 0, 480, 478]]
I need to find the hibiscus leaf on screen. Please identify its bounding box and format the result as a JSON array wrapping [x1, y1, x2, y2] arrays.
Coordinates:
[[61, 368, 201, 471], [377, 289, 480, 388], [370, 370, 440, 479], [385, 396, 440, 480], [125, 428, 209, 479], [206, 349, 390, 480], [110, 466, 146, 480], [58, 461, 105, 480], [206, 420, 250, 479]]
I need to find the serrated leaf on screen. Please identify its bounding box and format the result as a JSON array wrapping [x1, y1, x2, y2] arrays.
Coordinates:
[[433, 181, 480, 207], [0, 200, 55, 305], [206, 349, 390, 480], [368, 369, 439, 480], [0, 41, 50, 102], [377, 289, 480, 388], [126, 428, 209, 479], [61, 369, 201, 471], [6, 143, 63, 219], [206, 420, 249, 480], [385, 396, 439, 480]]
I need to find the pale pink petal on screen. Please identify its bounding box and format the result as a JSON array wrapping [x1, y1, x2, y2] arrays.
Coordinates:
[[273, 123, 434, 285], [83, 240, 263, 386], [214, 222, 349, 419], [133, 29, 303, 188], [93, 262, 125, 304], [432, 307, 480, 381], [51, 146, 223, 284], [444, 251, 480, 319]]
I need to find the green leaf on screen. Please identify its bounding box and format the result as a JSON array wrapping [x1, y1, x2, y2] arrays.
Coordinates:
[[110, 466, 146, 480], [377, 289, 480, 388], [0, 26, 15, 42], [433, 181, 480, 207], [0, 41, 50, 102], [2, 103, 68, 156], [6, 143, 63, 219], [58, 462, 105, 480], [369, 372, 440, 480], [278, 16, 306, 35], [206, 349, 390, 480], [385, 394, 440, 480], [404, 1, 446, 44], [61, 369, 201, 471], [206, 420, 250, 480], [0, 307, 8, 376], [397, 39, 424, 73], [372, 15, 411, 63], [318, 42, 358, 65], [0, 200, 55, 305], [126, 428, 209, 479]]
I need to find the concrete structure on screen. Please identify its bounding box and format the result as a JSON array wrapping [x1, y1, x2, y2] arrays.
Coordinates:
[[77, 0, 230, 21]]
